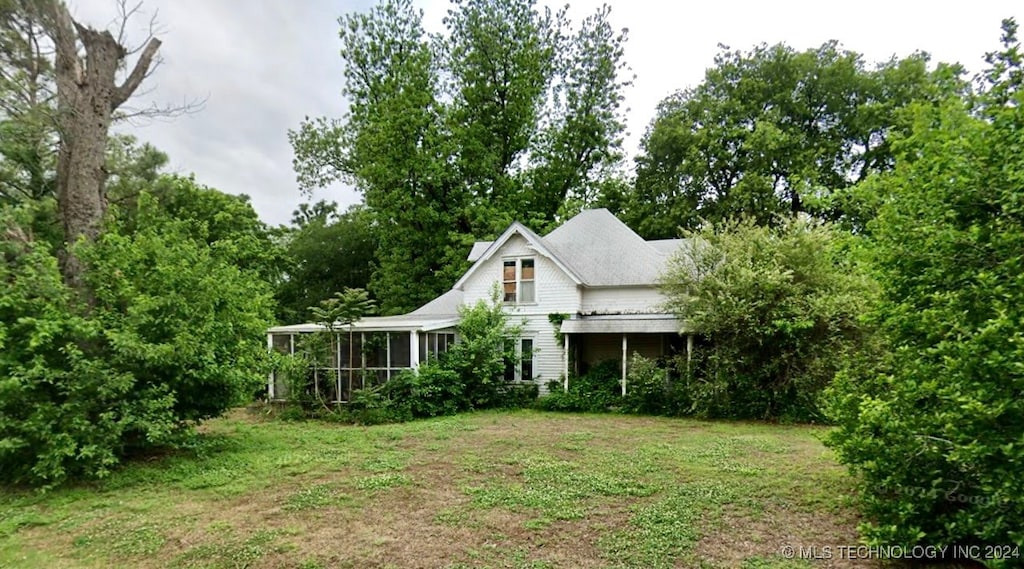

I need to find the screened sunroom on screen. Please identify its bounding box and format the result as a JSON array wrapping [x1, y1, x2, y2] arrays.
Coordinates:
[[266, 291, 462, 403]]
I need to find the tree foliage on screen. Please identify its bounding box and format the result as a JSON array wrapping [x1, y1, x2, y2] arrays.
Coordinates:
[[825, 19, 1024, 550], [617, 42, 967, 239], [275, 202, 376, 324], [661, 217, 875, 420], [0, 194, 274, 486], [291, 0, 629, 313], [0, 0, 56, 205]]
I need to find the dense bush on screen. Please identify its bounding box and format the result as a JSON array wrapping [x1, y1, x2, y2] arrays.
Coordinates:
[[661, 217, 875, 421], [0, 196, 274, 487], [442, 294, 521, 408], [381, 363, 463, 419], [620, 355, 690, 416], [537, 360, 622, 413], [539, 356, 689, 416], [825, 23, 1024, 551]]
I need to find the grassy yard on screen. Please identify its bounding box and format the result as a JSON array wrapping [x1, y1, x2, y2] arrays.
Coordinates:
[[0, 409, 873, 569]]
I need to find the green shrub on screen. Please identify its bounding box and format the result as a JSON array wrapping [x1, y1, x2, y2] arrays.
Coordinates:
[[83, 198, 274, 422], [495, 382, 539, 409], [661, 217, 875, 421], [0, 196, 273, 487], [381, 363, 463, 419], [620, 355, 690, 416], [825, 28, 1024, 551], [537, 360, 621, 413], [443, 293, 521, 409]]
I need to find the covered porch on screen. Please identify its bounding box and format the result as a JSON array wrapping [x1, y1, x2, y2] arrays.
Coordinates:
[[560, 314, 692, 395], [267, 315, 458, 403]]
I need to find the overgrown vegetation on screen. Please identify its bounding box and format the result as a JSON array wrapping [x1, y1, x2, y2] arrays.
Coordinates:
[[824, 19, 1024, 554], [277, 292, 535, 424], [538, 356, 690, 417], [660, 218, 875, 421], [0, 195, 273, 487]]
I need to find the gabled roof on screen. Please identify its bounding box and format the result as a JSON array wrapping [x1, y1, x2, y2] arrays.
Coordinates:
[[458, 209, 690, 289], [647, 238, 685, 255], [467, 241, 492, 262], [410, 289, 463, 317], [453, 221, 584, 290], [543, 209, 674, 286]]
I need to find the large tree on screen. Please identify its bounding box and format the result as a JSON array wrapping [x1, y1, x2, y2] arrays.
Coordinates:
[[275, 201, 377, 323], [616, 42, 967, 239], [291, 0, 629, 313], [825, 20, 1024, 551], [43, 0, 161, 288]]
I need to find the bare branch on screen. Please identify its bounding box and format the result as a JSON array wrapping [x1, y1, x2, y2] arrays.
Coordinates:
[[113, 36, 161, 107], [114, 0, 145, 47], [113, 94, 207, 125], [41, 0, 82, 86]]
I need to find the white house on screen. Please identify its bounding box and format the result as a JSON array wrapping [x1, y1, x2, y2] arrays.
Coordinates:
[[267, 208, 691, 401]]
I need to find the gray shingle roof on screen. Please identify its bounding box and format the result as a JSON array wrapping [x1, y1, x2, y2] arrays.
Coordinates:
[[467, 241, 492, 262], [409, 289, 464, 317], [543, 209, 677, 286], [647, 238, 685, 255]]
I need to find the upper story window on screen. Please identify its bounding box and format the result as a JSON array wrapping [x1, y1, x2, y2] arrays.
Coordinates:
[[503, 258, 535, 303]]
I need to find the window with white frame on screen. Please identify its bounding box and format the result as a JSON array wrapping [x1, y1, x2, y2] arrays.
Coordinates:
[[419, 331, 455, 363], [503, 337, 535, 382], [502, 258, 535, 303]]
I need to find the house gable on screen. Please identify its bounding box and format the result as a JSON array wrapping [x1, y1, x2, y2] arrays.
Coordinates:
[[453, 221, 583, 291]]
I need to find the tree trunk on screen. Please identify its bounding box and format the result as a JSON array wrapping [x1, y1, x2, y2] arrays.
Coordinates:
[[44, 0, 160, 289]]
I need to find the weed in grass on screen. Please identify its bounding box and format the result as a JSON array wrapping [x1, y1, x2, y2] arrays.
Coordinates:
[[284, 483, 349, 511], [458, 453, 491, 474], [171, 528, 285, 569], [601, 481, 738, 569], [467, 454, 657, 520], [71, 516, 167, 558], [434, 508, 471, 526], [355, 472, 411, 491], [739, 555, 816, 568], [522, 517, 553, 530], [561, 431, 595, 443], [359, 453, 409, 473]]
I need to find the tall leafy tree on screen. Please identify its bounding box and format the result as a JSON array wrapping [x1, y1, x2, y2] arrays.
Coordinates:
[[291, 0, 629, 314], [661, 217, 875, 420], [0, 0, 56, 205], [275, 201, 377, 323], [826, 20, 1024, 550], [617, 42, 966, 239]]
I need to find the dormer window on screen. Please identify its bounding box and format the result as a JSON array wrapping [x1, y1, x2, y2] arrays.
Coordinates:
[[503, 258, 535, 303]]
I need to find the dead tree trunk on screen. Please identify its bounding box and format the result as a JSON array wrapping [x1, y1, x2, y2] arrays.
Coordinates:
[[44, 0, 160, 289]]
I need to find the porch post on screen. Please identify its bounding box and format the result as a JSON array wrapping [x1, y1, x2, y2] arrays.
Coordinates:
[[266, 333, 274, 399], [563, 334, 570, 392], [686, 334, 694, 373], [410, 330, 420, 372], [621, 333, 628, 396]]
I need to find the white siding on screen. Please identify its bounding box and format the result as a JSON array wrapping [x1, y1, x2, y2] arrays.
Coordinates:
[[461, 234, 582, 314], [459, 233, 582, 394], [581, 286, 667, 314]]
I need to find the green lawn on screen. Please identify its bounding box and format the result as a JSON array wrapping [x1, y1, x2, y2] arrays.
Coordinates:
[[0, 409, 871, 568]]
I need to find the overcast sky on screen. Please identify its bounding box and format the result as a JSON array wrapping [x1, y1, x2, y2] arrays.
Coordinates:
[[70, 0, 1023, 227]]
